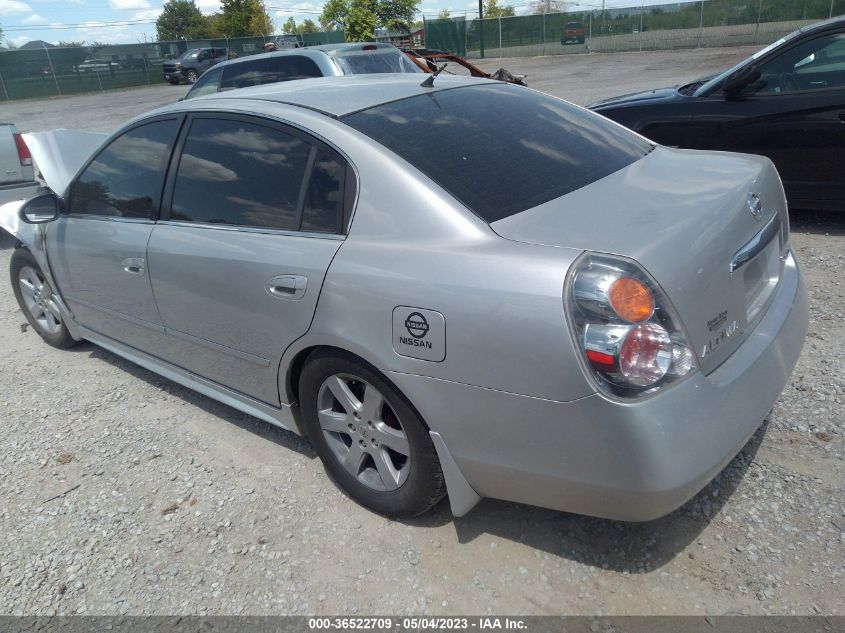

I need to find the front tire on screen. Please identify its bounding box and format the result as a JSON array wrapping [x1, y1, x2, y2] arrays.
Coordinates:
[[299, 351, 446, 518], [11, 249, 76, 349], [185, 69, 198, 84]]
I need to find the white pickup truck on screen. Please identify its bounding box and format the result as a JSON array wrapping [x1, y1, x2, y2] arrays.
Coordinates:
[[0, 123, 39, 207]]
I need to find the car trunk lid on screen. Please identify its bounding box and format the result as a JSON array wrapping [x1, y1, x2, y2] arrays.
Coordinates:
[[491, 146, 788, 375]]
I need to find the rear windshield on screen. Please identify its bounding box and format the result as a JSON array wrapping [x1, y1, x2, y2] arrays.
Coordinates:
[[220, 55, 323, 90], [343, 83, 651, 223], [333, 49, 421, 75]]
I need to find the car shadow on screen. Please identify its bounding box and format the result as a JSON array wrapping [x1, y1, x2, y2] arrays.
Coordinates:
[[790, 209, 845, 236], [79, 342, 315, 459], [408, 419, 767, 572]]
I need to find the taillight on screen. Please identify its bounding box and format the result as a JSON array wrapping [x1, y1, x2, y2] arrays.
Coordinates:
[[13, 133, 32, 167], [565, 252, 697, 398]]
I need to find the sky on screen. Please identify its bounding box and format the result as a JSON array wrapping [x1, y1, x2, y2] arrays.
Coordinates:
[[0, 0, 689, 48]]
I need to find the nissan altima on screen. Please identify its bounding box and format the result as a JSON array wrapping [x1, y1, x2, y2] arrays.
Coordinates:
[[1, 75, 808, 521]]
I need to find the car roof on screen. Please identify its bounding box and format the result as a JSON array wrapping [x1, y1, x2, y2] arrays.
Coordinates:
[[800, 14, 845, 34], [166, 74, 500, 119], [211, 42, 402, 72]]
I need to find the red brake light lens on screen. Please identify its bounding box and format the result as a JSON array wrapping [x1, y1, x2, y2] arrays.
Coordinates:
[[13, 133, 32, 167]]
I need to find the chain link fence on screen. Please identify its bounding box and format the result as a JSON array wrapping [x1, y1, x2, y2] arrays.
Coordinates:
[[427, 0, 842, 58], [0, 31, 345, 101]]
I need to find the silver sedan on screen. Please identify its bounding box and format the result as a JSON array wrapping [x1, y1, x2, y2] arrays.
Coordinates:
[[1, 75, 808, 520]]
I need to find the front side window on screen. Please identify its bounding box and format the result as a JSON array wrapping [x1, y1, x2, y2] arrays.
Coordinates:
[[219, 55, 323, 91], [750, 33, 845, 94], [185, 65, 223, 99], [170, 118, 312, 230], [69, 119, 178, 220], [344, 83, 651, 223]]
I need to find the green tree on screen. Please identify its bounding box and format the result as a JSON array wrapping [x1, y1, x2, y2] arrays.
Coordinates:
[[156, 0, 210, 40], [346, 0, 377, 41], [283, 16, 297, 34], [217, 0, 274, 37], [319, 0, 349, 30], [297, 18, 320, 34], [437, 8, 451, 18], [377, 0, 419, 35], [483, 0, 515, 18]]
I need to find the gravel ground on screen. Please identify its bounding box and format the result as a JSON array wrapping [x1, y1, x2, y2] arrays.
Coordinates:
[[0, 46, 843, 616]]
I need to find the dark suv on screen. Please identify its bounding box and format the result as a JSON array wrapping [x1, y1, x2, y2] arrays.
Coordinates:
[[163, 48, 228, 85]]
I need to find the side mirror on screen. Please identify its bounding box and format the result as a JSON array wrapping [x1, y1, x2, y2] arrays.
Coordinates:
[[19, 193, 60, 224], [722, 64, 761, 97]]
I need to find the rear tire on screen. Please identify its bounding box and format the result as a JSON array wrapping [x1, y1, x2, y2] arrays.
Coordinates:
[[10, 249, 76, 349], [299, 350, 446, 518]]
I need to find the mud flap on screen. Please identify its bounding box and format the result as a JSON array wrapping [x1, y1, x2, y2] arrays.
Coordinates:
[[430, 431, 482, 517]]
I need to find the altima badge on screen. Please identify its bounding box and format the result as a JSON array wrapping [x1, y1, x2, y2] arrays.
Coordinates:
[[747, 192, 763, 220]]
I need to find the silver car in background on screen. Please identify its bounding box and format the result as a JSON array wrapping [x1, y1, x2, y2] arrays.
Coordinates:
[[2, 75, 807, 521], [184, 43, 421, 100]]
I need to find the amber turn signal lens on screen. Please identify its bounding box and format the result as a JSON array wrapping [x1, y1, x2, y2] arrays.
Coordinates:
[[609, 277, 654, 322]]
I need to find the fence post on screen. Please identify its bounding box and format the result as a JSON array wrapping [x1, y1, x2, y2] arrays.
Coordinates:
[[542, 10, 546, 56], [43, 45, 61, 97], [478, 0, 485, 59], [498, 16, 502, 57], [588, 11, 592, 52], [755, 0, 763, 44], [0, 69, 9, 101], [143, 54, 151, 86], [829, 0, 834, 17], [698, 0, 704, 48], [639, 4, 644, 51]]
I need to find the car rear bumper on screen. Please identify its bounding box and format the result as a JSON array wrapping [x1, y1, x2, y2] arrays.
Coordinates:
[[387, 252, 807, 521]]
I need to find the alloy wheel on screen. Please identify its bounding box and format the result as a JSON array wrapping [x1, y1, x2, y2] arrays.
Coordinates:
[[18, 265, 63, 335], [316, 374, 411, 492]]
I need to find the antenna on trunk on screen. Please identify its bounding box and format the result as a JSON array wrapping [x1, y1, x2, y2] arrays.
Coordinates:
[[420, 63, 448, 88]]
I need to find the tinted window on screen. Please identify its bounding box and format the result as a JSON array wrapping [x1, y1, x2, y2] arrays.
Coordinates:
[[344, 84, 651, 223], [185, 65, 223, 99], [751, 33, 845, 94], [301, 150, 345, 233], [170, 118, 311, 230], [70, 119, 178, 220], [220, 55, 323, 90]]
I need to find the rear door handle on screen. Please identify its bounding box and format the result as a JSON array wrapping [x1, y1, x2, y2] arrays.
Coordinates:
[[121, 257, 145, 275], [266, 275, 307, 300]]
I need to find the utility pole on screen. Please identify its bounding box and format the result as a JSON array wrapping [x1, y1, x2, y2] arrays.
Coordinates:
[[478, 0, 485, 59]]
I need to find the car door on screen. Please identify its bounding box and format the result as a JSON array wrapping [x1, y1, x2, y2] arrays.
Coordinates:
[[46, 117, 181, 354], [146, 114, 351, 406], [686, 31, 845, 210]]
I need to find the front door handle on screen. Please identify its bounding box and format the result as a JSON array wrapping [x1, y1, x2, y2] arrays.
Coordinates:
[[121, 257, 145, 275], [839, 111, 845, 124], [266, 275, 307, 300]]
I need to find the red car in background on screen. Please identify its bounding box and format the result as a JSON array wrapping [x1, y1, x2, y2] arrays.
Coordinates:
[[561, 21, 586, 45]]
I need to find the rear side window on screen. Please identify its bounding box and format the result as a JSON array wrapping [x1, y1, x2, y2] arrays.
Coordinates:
[[220, 55, 323, 90], [70, 119, 178, 220], [171, 118, 311, 230], [301, 150, 346, 233], [185, 65, 223, 99], [344, 83, 651, 223]]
